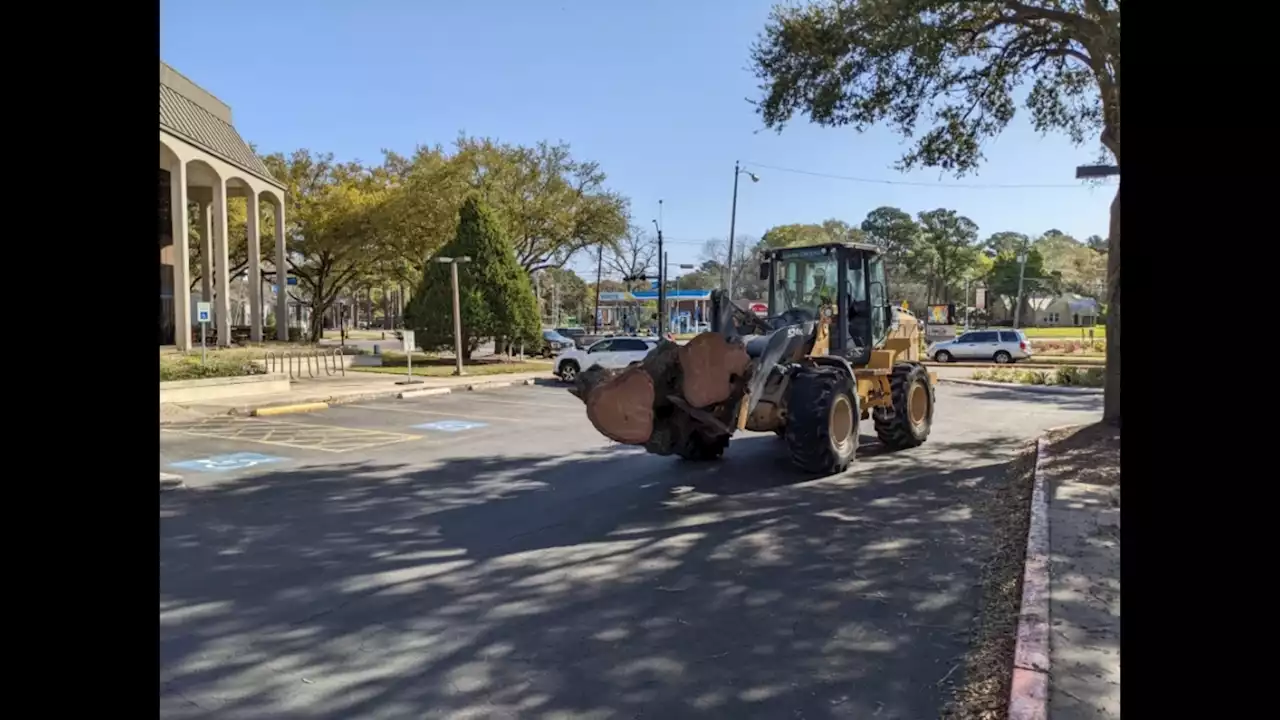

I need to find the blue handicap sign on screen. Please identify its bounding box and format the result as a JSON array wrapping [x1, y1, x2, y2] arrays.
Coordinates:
[[170, 452, 287, 473], [412, 420, 489, 433]]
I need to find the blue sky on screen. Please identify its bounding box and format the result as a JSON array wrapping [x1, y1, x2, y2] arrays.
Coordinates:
[[161, 0, 1114, 275]]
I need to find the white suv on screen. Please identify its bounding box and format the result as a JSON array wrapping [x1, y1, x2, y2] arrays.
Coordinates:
[[555, 336, 658, 382], [929, 329, 1033, 364]]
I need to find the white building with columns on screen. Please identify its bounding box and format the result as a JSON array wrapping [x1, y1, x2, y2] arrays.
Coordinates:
[[159, 62, 288, 350]]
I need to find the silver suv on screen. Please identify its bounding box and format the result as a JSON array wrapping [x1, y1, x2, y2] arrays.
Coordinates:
[[929, 329, 1032, 364]]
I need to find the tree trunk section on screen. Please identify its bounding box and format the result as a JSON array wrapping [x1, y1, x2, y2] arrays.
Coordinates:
[[1103, 183, 1120, 425], [570, 335, 750, 451], [678, 332, 752, 408], [582, 367, 656, 444]]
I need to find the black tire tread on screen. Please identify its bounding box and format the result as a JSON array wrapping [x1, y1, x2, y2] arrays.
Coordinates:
[[785, 367, 859, 474], [873, 362, 934, 450]]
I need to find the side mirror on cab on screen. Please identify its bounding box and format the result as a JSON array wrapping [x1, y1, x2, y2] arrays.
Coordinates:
[[759, 262, 771, 280]]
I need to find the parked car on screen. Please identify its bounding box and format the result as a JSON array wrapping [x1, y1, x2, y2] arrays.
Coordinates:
[[928, 329, 1032, 364], [555, 327, 589, 348], [537, 329, 576, 357], [554, 336, 658, 382]]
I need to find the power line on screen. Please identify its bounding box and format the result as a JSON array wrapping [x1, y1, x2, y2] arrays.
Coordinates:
[[740, 161, 1114, 190]]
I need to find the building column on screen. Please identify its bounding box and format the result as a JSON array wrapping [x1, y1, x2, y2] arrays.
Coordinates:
[[274, 199, 289, 341], [245, 192, 262, 342], [170, 161, 193, 351], [211, 179, 231, 346], [199, 201, 213, 301]]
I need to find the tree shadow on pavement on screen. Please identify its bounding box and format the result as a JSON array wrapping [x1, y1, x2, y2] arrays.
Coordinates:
[[955, 386, 1104, 414], [160, 432, 1029, 719]]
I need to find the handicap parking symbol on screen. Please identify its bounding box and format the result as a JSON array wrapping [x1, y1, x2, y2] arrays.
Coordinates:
[[169, 452, 287, 473], [412, 420, 489, 433]]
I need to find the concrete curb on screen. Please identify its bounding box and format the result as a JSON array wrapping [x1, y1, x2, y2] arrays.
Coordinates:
[[222, 376, 550, 417], [939, 378, 1103, 395], [160, 473, 185, 492], [924, 361, 1105, 370], [1008, 437, 1053, 720], [398, 387, 453, 399], [252, 402, 330, 417]]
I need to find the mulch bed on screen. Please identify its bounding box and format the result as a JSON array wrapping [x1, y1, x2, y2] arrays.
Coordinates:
[[941, 421, 1120, 719], [941, 441, 1038, 720]]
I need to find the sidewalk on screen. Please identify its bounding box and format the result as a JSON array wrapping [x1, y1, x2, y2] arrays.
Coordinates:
[[1015, 423, 1120, 719], [160, 369, 556, 421]]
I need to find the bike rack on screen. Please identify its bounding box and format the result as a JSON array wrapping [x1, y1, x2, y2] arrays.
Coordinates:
[[263, 348, 347, 380]]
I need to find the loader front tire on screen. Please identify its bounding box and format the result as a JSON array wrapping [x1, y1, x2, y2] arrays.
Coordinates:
[[873, 363, 934, 450], [785, 367, 859, 474]]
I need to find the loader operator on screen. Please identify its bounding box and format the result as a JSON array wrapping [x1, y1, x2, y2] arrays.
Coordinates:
[[806, 267, 833, 306]]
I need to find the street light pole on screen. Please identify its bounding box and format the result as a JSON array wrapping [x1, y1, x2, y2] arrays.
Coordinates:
[[665, 261, 695, 334], [436, 255, 472, 376], [726, 161, 760, 301]]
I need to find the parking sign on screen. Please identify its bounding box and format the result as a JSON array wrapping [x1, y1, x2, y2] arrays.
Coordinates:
[[196, 302, 211, 323]]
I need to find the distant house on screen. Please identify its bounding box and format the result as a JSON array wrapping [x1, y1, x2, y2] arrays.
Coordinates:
[[1034, 293, 1100, 327], [987, 292, 1101, 327]]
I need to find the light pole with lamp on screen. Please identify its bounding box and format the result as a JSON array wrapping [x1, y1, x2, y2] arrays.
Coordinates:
[[726, 161, 760, 301], [435, 255, 472, 376], [665, 260, 695, 333]]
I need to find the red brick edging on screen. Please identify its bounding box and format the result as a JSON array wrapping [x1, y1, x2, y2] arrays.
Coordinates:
[[1008, 437, 1052, 720]]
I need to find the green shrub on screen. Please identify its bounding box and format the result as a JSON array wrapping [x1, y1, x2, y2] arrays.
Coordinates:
[[1015, 369, 1048, 385], [264, 326, 303, 343], [1080, 367, 1105, 387], [1052, 365, 1080, 385], [160, 353, 265, 382]]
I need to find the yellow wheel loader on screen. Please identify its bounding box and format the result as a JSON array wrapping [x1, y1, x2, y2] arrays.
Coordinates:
[[570, 242, 937, 474]]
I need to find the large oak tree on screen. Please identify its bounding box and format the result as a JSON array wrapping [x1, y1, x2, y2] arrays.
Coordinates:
[[750, 0, 1120, 423]]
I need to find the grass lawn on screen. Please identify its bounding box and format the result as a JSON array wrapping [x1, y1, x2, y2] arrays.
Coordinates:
[[1020, 325, 1106, 339], [352, 360, 552, 378]]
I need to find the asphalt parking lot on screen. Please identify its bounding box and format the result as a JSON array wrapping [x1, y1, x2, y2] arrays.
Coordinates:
[[160, 381, 1102, 719]]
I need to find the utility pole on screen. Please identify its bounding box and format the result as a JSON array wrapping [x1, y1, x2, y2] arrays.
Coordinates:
[[964, 278, 972, 330], [726, 162, 760, 301], [435, 255, 472, 376], [552, 279, 560, 327], [593, 243, 604, 332], [663, 251, 670, 334], [534, 272, 543, 325], [653, 200, 665, 335], [1013, 251, 1029, 329]]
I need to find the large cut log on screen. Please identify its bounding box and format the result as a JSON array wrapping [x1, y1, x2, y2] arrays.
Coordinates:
[[677, 332, 752, 408], [582, 366, 655, 444], [569, 334, 754, 448], [570, 341, 683, 444]]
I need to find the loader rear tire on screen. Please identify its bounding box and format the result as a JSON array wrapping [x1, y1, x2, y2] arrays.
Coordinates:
[[785, 367, 859, 474], [675, 432, 729, 461], [874, 363, 934, 450]]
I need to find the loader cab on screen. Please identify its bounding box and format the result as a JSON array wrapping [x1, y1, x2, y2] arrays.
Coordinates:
[[760, 243, 892, 365]]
